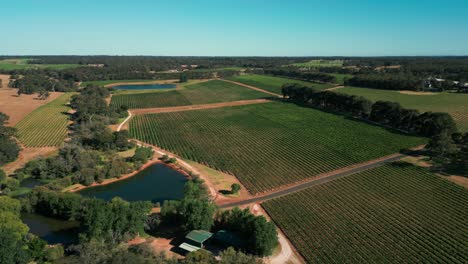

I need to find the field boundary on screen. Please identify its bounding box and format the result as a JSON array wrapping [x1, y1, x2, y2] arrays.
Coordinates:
[[129, 99, 272, 115], [220, 79, 283, 97], [218, 146, 424, 208]]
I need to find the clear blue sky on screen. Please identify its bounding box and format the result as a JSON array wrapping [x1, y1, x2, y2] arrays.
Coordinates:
[[1, 0, 467, 56]]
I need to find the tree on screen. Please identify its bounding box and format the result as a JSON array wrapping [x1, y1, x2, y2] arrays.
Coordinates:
[[132, 146, 154, 164], [0, 168, 6, 183], [427, 132, 457, 163], [27, 236, 47, 261], [0, 228, 30, 264], [219, 247, 260, 264], [184, 249, 215, 264], [0, 112, 20, 166], [214, 207, 278, 256], [45, 245, 65, 262], [0, 196, 22, 215], [180, 198, 216, 231], [180, 73, 188, 83], [250, 217, 278, 256], [230, 183, 241, 194]]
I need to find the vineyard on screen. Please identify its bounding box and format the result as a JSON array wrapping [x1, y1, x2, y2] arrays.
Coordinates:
[[339, 87, 468, 131], [110, 80, 268, 110], [129, 102, 426, 193], [263, 163, 468, 263], [15, 93, 73, 147], [226, 74, 335, 94]]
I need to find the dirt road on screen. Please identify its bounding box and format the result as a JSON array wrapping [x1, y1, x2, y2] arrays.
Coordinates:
[[219, 79, 282, 97], [218, 152, 407, 208], [130, 99, 272, 115]]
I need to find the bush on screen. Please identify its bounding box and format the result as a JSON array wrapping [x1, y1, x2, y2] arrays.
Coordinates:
[[230, 183, 241, 194]]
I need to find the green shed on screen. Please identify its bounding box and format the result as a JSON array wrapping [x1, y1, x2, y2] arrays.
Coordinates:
[[179, 230, 213, 253]]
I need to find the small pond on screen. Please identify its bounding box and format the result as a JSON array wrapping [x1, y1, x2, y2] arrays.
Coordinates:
[[21, 213, 79, 245], [20, 178, 44, 188], [113, 83, 176, 90], [78, 163, 187, 203]]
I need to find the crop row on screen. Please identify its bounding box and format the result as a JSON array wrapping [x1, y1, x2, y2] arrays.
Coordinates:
[[263, 164, 468, 263], [129, 102, 426, 193], [15, 93, 73, 147]]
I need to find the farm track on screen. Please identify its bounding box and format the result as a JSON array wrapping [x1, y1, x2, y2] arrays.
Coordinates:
[[129, 99, 272, 115], [325, 85, 345, 91], [218, 150, 420, 208], [219, 79, 283, 97]]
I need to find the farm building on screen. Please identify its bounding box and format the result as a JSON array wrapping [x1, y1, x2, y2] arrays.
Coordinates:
[[179, 230, 213, 253]]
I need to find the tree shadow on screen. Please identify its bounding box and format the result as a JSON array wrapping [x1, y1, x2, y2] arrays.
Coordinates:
[[219, 190, 233, 195]]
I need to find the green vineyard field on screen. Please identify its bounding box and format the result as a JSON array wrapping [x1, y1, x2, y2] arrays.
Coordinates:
[[338, 87, 468, 131], [263, 163, 468, 263], [129, 102, 426, 193], [15, 93, 73, 147], [226, 74, 336, 94], [110, 80, 268, 109]]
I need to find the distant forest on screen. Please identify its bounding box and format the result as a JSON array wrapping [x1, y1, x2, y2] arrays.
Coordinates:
[[0, 56, 467, 91]]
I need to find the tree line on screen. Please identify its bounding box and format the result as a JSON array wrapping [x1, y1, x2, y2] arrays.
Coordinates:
[[345, 73, 424, 91], [281, 83, 457, 137], [9, 74, 77, 95], [427, 132, 468, 176]]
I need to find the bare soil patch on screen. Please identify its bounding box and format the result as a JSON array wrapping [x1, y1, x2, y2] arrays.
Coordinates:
[[445, 175, 468, 188], [399, 91, 437, 95], [2, 146, 58, 175], [185, 160, 253, 204], [0, 75, 63, 126]]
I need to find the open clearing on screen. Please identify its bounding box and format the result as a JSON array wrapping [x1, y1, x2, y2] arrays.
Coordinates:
[[289, 59, 344, 68], [2, 147, 58, 175], [0, 58, 82, 70], [226, 74, 335, 94], [110, 79, 268, 110], [130, 102, 426, 194], [0, 75, 64, 126], [338, 87, 468, 131], [263, 163, 468, 263], [15, 93, 74, 147]]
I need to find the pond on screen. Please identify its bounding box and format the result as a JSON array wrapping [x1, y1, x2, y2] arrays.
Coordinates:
[[113, 83, 176, 90], [20, 178, 44, 188], [21, 213, 79, 245], [78, 163, 187, 203]]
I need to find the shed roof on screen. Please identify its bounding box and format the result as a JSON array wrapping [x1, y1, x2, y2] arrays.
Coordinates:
[[179, 242, 200, 252], [186, 230, 213, 243]]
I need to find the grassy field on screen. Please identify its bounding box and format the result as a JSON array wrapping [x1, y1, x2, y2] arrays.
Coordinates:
[[15, 93, 73, 147], [338, 87, 468, 131], [110, 80, 268, 109], [0, 59, 82, 70], [226, 74, 335, 94], [130, 102, 426, 193], [263, 163, 468, 263], [81, 79, 161, 87], [290, 59, 344, 68]]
